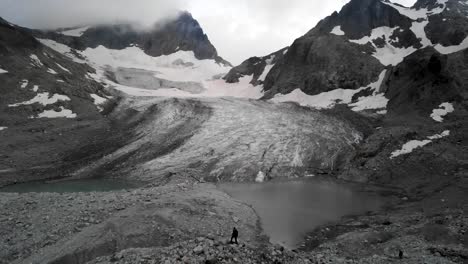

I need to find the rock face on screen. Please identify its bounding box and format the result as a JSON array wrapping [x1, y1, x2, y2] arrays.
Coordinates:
[[34, 12, 231, 66], [228, 0, 468, 102], [223, 47, 288, 86]]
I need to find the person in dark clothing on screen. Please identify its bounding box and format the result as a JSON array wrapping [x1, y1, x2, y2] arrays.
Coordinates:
[[230, 227, 238, 244], [399, 250, 404, 259]]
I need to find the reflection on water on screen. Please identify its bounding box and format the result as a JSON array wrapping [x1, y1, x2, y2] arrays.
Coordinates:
[[0, 178, 138, 193], [220, 179, 381, 248]]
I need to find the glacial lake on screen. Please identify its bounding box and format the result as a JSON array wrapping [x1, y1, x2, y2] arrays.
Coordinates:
[[220, 179, 381, 249]]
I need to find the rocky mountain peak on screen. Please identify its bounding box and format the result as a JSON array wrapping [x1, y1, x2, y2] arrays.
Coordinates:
[[34, 11, 231, 66]]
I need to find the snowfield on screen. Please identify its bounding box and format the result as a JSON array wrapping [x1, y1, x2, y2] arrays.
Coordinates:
[[38, 39, 265, 99]]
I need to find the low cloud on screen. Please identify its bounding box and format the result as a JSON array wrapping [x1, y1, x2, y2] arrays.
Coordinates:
[[0, 0, 418, 64], [0, 0, 185, 29]]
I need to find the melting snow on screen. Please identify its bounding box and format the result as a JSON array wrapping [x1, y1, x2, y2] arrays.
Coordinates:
[[258, 64, 274, 82], [382, 0, 448, 20], [435, 36, 468, 54], [47, 68, 58, 75], [60, 26, 89, 37], [271, 70, 388, 112], [90, 94, 107, 111], [56, 63, 71, 73], [349, 27, 417, 66], [34, 107, 77, 119], [410, 20, 432, 47], [20, 80, 28, 88], [390, 130, 450, 158], [9, 92, 70, 107], [431, 102, 454, 122], [81, 46, 229, 83], [30, 54, 43, 67], [330, 26, 345, 36], [0, 68, 7, 74], [255, 171, 266, 183], [37, 39, 85, 63]]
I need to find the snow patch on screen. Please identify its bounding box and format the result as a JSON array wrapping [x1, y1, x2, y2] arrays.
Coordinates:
[[410, 20, 432, 47], [33, 107, 77, 119], [56, 63, 71, 73], [349, 27, 417, 66], [60, 26, 89, 37], [0, 68, 7, 74], [330, 26, 345, 36], [382, 0, 448, 20], [30, 54, 43, 67], [258, 64, 274, 82], [20, 80, 28, 89], [32, 85, 39, 92], [435, 36, 468, 54], [271, 70, 388, 111], [431, 102, 454, 122], [9, 92, 70, 107], [255, 171, 266, 183], [90, 94, 107, 111], [47, 68, 58, 75], [37, 39, 85, 63], [390, 130, 450, 158], [0, 127, 7, 131]]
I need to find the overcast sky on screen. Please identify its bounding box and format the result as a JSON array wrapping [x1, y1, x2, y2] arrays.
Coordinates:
[[0, 0, 416, 64]]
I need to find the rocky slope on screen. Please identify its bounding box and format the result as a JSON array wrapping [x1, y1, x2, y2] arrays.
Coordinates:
[[0, 17, 116, 186], [33, 12, 231, 66]]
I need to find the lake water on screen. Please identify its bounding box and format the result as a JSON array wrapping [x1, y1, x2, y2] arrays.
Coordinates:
[[220, 179, 381, 248], [0, 178, 138, 193]]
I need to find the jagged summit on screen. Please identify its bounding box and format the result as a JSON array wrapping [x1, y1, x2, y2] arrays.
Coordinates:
[[34, 11, 231, 66]]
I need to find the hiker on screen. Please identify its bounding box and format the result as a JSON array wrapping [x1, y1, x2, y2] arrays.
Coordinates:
[[230, 227, 238, 244], [399, 250, 404, 259]]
